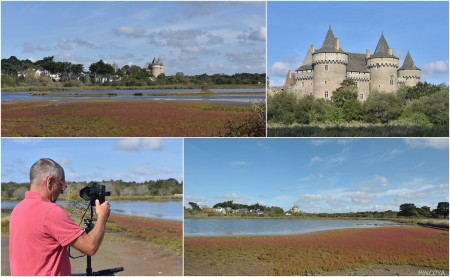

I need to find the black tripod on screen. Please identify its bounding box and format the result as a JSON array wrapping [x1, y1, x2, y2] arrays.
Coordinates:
[[73, 204, 124, 276]]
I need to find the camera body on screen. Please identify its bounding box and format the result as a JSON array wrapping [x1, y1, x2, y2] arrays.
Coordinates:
[[79, 183, 111, 206]]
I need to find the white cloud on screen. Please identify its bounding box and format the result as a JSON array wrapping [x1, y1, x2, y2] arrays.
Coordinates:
[[214, 192, 251, 204], [403, 138, 449, 150], [185, 196, 210, 207], [337, 139, 354, 145], [129, 166, 155, 175], [113, 25, 146, 38], [114, 138, 164, 151], [58, 38, 72, 50], [114, 138, 140, 152], [306, 156, 322, 167], [420, 60, 449, 77], [237, 26, 266, 46], [269, 61, 290, 77], [303, 193, 329, 201], [13, 158, 25, 164], [394, 191, 428, 202], [142, 138, 164, 150], [11, 138, 43, 145], [59, 157, 73, 170], [350, 191, 376, 205], [22, 43, 52, 53], [256, 140, 269, 150], [311, 139, 329, 146]]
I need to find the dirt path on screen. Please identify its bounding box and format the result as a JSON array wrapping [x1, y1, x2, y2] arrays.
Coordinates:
[[1, 234, 182, 276], [312, 264, 449, 276]]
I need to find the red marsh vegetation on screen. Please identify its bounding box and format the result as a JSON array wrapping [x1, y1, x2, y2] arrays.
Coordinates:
[[1, 100, 256, 137], [184, 226, 449, 276], [107, 214, 182, 255]]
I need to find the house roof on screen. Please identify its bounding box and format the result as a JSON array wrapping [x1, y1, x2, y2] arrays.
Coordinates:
[[370, 32, 397, 59], [346, 52, 369, 73], [315, 26, 344, 53], [296, 46, 314, 71], [398, 51, 420, 71]]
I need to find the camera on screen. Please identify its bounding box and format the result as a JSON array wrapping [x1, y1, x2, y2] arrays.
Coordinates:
[[79, 183, 111, 206]]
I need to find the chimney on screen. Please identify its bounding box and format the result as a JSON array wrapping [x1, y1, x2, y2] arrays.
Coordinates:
[[388, 48, 392, 55], [366, 49, 370, 58], [335, 38, 340, 50]]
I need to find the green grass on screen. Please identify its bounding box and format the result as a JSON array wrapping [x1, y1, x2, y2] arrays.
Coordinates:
[[267, 122, 449, 137]]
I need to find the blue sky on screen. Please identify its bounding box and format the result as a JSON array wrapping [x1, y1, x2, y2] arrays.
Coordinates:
[[184, 138, 449, 213], [1, 138, 182, 184], [268, 1, 449, 86], [1, 1, 266, 75]]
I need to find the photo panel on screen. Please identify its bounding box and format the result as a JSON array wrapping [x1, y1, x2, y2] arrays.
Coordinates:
[[183, 138, 449, 276], [1, 138, 183, 276]]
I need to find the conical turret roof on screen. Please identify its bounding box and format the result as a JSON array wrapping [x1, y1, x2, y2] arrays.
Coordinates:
[[370, 32, 397, 58], [296, 46, 314, 71], [398, 51, 420, 70], [315, 26, 343, 53]]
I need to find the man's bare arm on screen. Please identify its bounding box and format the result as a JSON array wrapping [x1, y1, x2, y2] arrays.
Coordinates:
[[69, 200, 110, 256]]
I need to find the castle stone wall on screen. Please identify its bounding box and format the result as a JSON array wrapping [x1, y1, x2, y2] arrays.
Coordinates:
[[367, 57, 399, 92], [398, 69, 421, 87], [347, 72, 370, 100], [312, 52, 348, 99]]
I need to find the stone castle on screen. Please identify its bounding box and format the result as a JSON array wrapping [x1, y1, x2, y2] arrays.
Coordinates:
[[282, 26, 421, 100], [144, 57, 164, 78]]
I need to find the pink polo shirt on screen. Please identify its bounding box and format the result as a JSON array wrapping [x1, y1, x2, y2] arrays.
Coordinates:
[[9, 191, 84, 276]]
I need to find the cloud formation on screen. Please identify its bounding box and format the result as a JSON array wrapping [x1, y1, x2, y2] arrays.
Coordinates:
[[114, 138, 164, 152], [113, 25, 147, 38], [22, 43, 51, 53], [404, 138, 449, 150]]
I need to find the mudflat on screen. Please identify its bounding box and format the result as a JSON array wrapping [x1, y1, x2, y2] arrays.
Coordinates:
[[2, 233, 182, 276]]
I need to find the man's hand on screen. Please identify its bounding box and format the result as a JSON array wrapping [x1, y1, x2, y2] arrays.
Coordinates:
[[95, 200, 110, 221]]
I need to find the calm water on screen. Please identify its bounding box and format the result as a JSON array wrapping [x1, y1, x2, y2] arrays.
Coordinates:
[[2, 200, 182, 221], [1, 88, 265, 103], [184, 218, 398, 237]]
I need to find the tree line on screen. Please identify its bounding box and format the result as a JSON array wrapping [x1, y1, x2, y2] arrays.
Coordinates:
[[186, 200, 449, 219], [1, 178, 183, 200], [268, 79, 449, 128], [1, 55, 265, 88]]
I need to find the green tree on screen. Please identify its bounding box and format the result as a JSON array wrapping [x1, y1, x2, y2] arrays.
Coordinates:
[[433, 202, 449, 218], [188, 202, 201, 211], [364, 91, 403, 123], [416, 206, 431, 218], [331, 78, 358, 109], [398, 203, 418, 217]]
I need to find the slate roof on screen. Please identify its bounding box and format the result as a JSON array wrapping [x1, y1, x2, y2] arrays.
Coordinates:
[[346, 53, 369, 73], [370, 33, 397, 59], [398, 51, 420, 70], [315, 26, 344, 53], [296, 46, 314, 71]]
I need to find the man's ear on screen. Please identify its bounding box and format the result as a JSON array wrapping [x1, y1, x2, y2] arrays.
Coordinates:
[[46, 176, 53, 190]]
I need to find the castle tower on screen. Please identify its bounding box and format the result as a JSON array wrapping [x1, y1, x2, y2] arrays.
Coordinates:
[[397, 51, 421, 87], [367, 32, 399, 93], [312, 26, 348, 99], [144, 57, 165, 78], [292, 45, 315, 96]]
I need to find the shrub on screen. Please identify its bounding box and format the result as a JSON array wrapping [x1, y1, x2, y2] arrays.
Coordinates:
[[364, 91, 403, 123]]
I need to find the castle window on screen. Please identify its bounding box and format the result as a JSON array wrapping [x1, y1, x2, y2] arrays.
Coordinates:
[[324, 91, 329, 98], [354, 82, 358, 87], [324, 81, 327, 84], [390, 76, 394, 85], [360, 94, 364, 100], [325, 65, 329, 70], [301, 82, 304, 87]]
